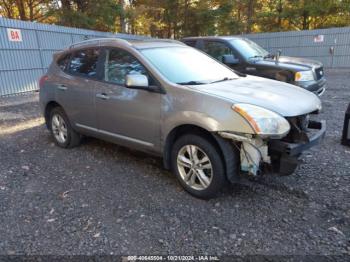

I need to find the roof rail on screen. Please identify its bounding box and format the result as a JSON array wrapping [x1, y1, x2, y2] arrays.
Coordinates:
[[68, 37, 185, 50], [69, 37, 131, 49]]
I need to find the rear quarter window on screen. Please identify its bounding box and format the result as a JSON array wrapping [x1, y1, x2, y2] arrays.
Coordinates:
[[57, 53, 71, 71], [68, 48, 100, 78]]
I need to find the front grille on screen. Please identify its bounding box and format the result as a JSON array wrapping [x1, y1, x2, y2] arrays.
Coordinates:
[[315, 67, 324, 80]]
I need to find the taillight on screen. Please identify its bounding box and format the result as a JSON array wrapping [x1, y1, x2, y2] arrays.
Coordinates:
[[39, 75, 48, 89]]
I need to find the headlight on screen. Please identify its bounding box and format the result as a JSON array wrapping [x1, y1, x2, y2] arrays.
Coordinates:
[[295, 70, 314, 81], [232, 104, 290, 137]]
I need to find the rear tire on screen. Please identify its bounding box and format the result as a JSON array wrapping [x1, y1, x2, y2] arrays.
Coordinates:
[[49, 107, 81, 148], [171, 134, 227, 199]]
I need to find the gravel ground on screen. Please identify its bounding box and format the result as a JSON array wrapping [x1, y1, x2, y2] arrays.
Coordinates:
[[0, 70, 349, 257]]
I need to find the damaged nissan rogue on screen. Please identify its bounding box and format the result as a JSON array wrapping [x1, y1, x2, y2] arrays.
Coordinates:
[[39, 38, 326, 199]]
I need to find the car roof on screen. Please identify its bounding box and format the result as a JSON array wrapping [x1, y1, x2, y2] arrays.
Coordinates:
[[130, 39, 187, 49], [182, 36, 246, 41]]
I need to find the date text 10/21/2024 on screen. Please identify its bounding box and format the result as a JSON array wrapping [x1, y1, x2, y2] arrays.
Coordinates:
[[125, 255, 220, 261]]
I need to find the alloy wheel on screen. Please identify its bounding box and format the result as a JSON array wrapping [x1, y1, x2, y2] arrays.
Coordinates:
[[177, 145, 213, 190], [51, 114, 68, 144]]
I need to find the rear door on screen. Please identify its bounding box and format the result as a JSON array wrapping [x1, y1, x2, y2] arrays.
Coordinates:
[[94, 48, 161, 150], [56, 48, 102, 128], [51, 53, 72, 115]]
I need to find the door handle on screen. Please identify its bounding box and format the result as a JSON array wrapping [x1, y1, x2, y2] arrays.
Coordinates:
[[57, 85, 67, 91], [96, 93, 109, 100]]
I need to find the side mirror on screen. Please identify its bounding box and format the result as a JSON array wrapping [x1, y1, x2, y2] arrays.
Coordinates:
[[276, 49, 282, 63], [222, 54, 239, 65], [125, 74, 160, 93], [125, 74, 149, 89]]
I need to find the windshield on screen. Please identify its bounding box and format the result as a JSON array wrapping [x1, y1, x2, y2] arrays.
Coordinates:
[[140, 47, 238, 85], [230, 38, 269, 60]]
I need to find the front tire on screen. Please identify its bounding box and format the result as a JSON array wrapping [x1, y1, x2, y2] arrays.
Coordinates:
[[49, 107, 81, 148], [171, 134, 227, 199]]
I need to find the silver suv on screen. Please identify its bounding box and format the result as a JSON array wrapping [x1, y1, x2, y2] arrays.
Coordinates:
[[39, 38, 326, 199]]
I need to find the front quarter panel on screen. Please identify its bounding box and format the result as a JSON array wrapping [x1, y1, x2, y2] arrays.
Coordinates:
[[161, 85, 254, 145]]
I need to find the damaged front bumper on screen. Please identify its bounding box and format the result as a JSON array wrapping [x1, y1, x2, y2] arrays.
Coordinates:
[[219, 120, 326, 177], [268, 120, 326, 175], [268, 120, 326, 156]]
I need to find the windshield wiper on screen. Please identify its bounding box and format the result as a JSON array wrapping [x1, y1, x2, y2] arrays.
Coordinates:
[[209, 77, 236, 84], [176, 81, 206, 85]]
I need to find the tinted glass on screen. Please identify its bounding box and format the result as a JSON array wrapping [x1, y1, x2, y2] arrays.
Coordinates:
[[230, 38, 269, 60], [104, 48, 152, 86], [141, 47, 238, 84], [57, 53, 71, 71], [68, 49, 100, 78], [203, 41, 234, 62], [184, 40, 197, 47]]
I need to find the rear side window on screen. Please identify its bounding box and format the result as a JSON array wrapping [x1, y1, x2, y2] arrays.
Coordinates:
[[68, 48, 100, 78], [57, 53, 71, 71]]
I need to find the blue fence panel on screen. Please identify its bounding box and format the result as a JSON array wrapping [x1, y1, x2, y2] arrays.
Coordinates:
[[243, 26, 350, 69], [1, 16, 350, 96], [0, 17, 148, 96]]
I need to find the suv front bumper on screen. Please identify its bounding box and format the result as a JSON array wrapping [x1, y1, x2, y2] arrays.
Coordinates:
[[269, 120, 326, 156], [296, 78, 326, 96], [218, 120, 326, 177]]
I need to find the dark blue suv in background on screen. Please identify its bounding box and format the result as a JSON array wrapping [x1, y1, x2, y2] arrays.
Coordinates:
[[182, 36, 326, 96]]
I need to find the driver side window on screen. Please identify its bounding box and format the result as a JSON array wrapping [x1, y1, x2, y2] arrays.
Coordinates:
[[203, 41, 234, 62], [104, 48, 153, 86]]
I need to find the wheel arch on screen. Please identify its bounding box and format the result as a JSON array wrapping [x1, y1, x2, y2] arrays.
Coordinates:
[[163, 124, 240, 183], [44, 101, 63, 129]]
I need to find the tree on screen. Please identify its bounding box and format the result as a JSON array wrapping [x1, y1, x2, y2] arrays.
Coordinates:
[[0, 0, 16, 18], [0, 0, 349, 35], [0, 0, 49, 21], [119, 0, 126, 33], [47, 0, 121, 31]]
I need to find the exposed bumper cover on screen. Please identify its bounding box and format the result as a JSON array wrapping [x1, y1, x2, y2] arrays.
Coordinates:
[[269, 120, 326, 156]]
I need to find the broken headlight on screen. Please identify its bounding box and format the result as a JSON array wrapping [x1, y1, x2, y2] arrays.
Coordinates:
[[232, 103, 290, 137]]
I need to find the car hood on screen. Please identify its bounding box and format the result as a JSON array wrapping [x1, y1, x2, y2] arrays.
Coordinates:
[[190, 75, 322, 117], [255, 56, 323, 71], [278, 56, 323, 68]]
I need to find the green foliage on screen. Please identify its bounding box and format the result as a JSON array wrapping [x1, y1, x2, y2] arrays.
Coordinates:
[[0, 0, 349, 35], [46, 0, 120, 31]]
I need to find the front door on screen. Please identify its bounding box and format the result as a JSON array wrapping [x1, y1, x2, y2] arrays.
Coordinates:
[[95, 48, 161, 150]]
